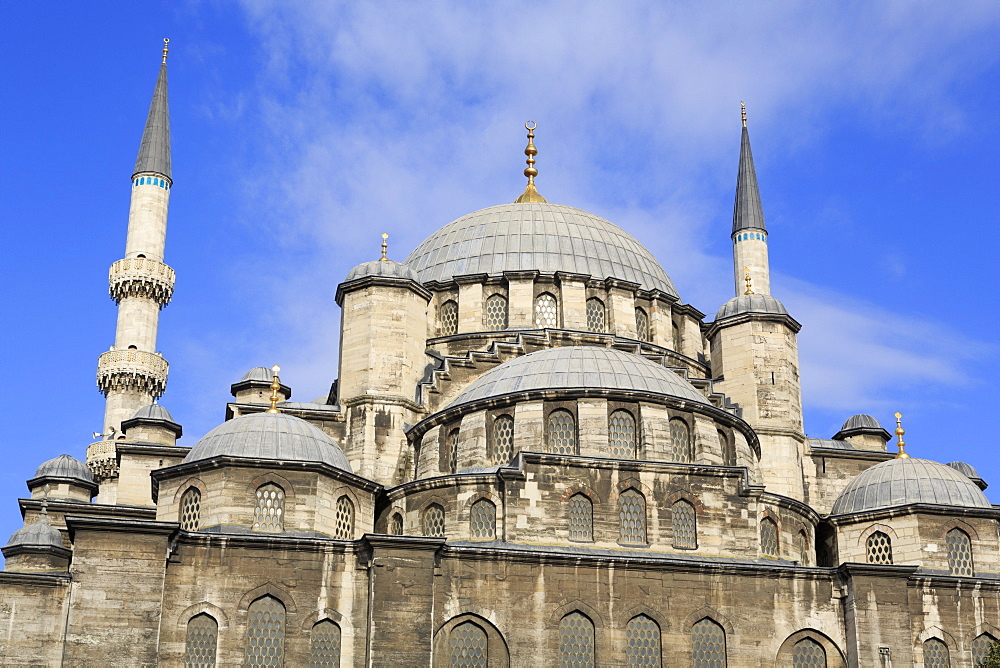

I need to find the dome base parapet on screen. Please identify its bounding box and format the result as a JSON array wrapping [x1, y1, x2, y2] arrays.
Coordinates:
[[96, 349, 168, 396], [108, 257, 175, 307]]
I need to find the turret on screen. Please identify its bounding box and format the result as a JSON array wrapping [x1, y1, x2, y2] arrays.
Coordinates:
[[731, 102, 771, 296]]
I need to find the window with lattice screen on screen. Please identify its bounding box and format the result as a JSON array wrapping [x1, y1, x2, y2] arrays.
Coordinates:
[[447, 427, 461, 473], [388, 513, 403, 536], [586, 298, 606, 332], [568, 494, 593, 542], [671, 500, 697, 549], [245, 596, 285, 666], [440, 300, 458, 336], [450, 620, 488, 667], [635, 308, 650, 342], [309, 619, 341, 668], [484, 294, 508, 331], [558, 611, 595, 668], [946, 528, 973, 576], [180, 487, 201, 531], [534, 293, 558, 328], [625, 614, 660, 667], [423, 503, 445, 537], [669, 419, 691, 463], [923, 638, 951, 668], [470, 499, 496, 540], [491, 414, 514, 464], [691, 617, 727, 668], [548, 410, 577, 455], [184, 613, 218, 668], [791, 638, 826, 667], [972, 633, 997, 666], [252, 483, 284, 533], [760, 517, 778, 557], [334, 496, 354, 540], [609, 410, 637, 458], [618, 489, 647, 545], [865, 531, 892, 564]]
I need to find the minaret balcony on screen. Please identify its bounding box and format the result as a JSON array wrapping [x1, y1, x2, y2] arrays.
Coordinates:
[[97, 349, 168, 396], [108, 257, 175, 306]]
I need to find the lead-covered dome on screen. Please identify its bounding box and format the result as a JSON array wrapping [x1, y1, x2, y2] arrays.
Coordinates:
[[345, 258, 419, 282], [831, 458, 991, 515], [34, 454, 93, 483], [405, 203, 678, 298], [446, 346, 708, 409], [184, 412, 351, 472], [5, 519, 64, 550], [715, 294, 787, 321]]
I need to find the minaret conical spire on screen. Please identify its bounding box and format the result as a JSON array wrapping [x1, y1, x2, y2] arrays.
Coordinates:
[[730, 103, 771, 296], [732, 103, 765, 234], [133, 39, 171, 180]]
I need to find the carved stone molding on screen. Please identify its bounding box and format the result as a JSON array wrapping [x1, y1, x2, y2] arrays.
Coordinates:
[[97, 349, 168, 396], [108, 257, 175, 307]]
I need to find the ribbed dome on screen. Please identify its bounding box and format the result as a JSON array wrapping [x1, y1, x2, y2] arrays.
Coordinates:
[[715, 294, 787, 321], [841, 414, 882, 432], [947, 461, 982, 479], [446, 346, 707, 409], [831, 458, 991, 515], [184, 412, 351, 472], [131, 403, 175, 422], [34, 454, 93, 483], [5, 520, 64, 549], [241, 366, 275, 383], [405, 203, 678, 297], [345, 259, 419, 282]]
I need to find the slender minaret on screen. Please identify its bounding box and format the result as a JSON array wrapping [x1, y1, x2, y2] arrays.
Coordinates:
[[95, 40, 174, 442], [731, 102, 770, 296]]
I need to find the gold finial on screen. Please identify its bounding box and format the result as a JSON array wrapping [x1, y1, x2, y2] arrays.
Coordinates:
[[743, 267, 753, 295], [267, 365, 282, 413], [380, 233, 389, 261], [162, 38, 170, 64], [514, 121, 547, 203], [893, 411, 909, 459], [741, 101, 747, 128]]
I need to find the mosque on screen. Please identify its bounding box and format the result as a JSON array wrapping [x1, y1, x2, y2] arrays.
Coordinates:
[[1, 42, 998, 667]]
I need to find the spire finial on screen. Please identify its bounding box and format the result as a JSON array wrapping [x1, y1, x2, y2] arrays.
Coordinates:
[[380, 233, 389, 261], [514, 121, 547, 203], [893, 411, 909, 459], [741, 101, 746, 128], [162, 38, 170, 64], [743, 267, 753, 295], [267, 365, 282, 414]]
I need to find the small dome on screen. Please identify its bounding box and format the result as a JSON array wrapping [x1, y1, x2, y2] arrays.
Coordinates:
[[345, 259, 419, 283], [241, 366, 276, 383], [5, 519, 63, 550], [131, 403, 175, 422], [34, 454, 94, 483], [831, 458, 991, 515], [947, 461, 981, 479], [446, 346, 708, 410], [183, 412, 352, 472], [715, 294, 787, 321], [841, 414, 882, 432]]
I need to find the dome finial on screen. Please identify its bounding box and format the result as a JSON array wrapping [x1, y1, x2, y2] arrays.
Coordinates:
[[741, 101, 747, 128], [162, 38, 170, 64], [267, 365, 282, 414], [514, 121, 547, 203], [893, 411, 909, 459], [743, 267, 753, 295], [380, 233, 389, 261]]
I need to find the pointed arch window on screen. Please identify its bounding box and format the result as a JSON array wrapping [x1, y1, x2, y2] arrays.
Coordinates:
[[484, 294, 508, 331], [450, 620, 488, 666], [669, 418, 691, 463], [184, 613, 218, 668], [568, 494, 594, 542], [923, 638, 951, 668], [625, 614, 660, 666], [946, 528, 973, 576], [692, 617, 727, 667], [246, 596, 286, 666], [423, 503, 446, 537], [972, 633, 997, 665], [309, 619, 342, 668], [791, 637, 826, 667], [548, 410, 577, 455], [334, 496, 354, 540], [671, 500, 697, 549], [635, 307, 650, 342], [441, 300, 459, 336], [469, 499, 496, 540], [609, 410, 637, 458], [534, 292, 559, 328], [180, 487, 201, 531], [618, 489, 647, 545], [388, 512, 403, 536], [760, 517, 778, 557], [446, 427, 461, 473], [558, 611, 595, 668], [491, 414, 514, 464], [585, 298, 606, 332], [718, 429, 736, 466], [866, 531, 892, 564], [252, 483, 284, 533]]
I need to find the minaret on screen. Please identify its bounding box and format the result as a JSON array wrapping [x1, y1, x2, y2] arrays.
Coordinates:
[[731, 102, 770, 296], [95, 40, 174, 442]]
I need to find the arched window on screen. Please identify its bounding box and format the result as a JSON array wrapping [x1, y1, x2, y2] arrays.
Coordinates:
[[609, 410, 637, 458], [180, 487, 201, 531], [671, 500, 697, 549], [534, 292, 559, 328], [625, 614, 660, 666], [334, 496, 354, 540], [548, 410, 577, 455], [309, 619, 342, 668], [618, 489, 647, 545], [446, 427, 461, 473], [635, 308, 650, 342], [491, 414, 514, 465], [440, 300, 459, 336], [484, 294, 508, 331], [568, 494, 594, 542], [718, 429, 736, 466], [559, 611, 595, 668], [423, 503, 445, 537], [246, 595, 286, 666], [865, 531, 892, 564], [668, 418, 691, 463], [585, 298, 606, 332], [946, 528, 973, 576], [184, 613, 218, 668], [796, 530, 809, 564], [450, 620, 488, 666], [470, 499, 496, 541], [692, 618, 727, 667], [760, 517, 778, 557], [923, 638, 951, 668], [388, 512, 403, 536], [791, 637, 826, 667], [972, 633, 998, 665], [252, 483, 284, 533]]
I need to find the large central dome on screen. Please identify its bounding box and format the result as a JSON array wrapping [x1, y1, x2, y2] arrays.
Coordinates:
[[405, 202, 678, 298]]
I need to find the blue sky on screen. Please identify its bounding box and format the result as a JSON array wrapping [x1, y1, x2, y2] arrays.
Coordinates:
[[1, 2, 999, 551]]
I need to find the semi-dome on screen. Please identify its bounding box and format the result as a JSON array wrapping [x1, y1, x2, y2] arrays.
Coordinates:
[[405, 202, 678, 298], [831, 458, 991, 515], [131, 403, 175, 422], [715, 294, 787, 321], [5, 519, 64, 550], [34, 454, 93, 483], [183, 412, 351, 472], [345, 259, 419, 283], [446, 346, 708, 409]]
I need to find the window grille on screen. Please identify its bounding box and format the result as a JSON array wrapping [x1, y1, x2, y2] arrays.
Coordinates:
[[672, 500, 697, 549], [923, 638, 951, 668], [180, 487, 201, 531], [469, 499, 496, 540], [253, 483, 284, 533], [609, 410, 637, 458], [450, 621, 488, 667], [568, 494, 594, 542], [669, 419, 691, 463], [625, 614, 660, 667], [388, 513, 403, 536], [618, 489, 647, 545], [692, 618, 727, 668], [441, 300, 458, 336], [309, 620, 342, 668], [972, 633, 997, 665], [423, 504, 445, 537], [491, 415, 514, 464], [484, 294, 508, 331], [447, 427, 461, 473], [791, 638, 826, 667], [334, 496, 354, 540], [246, 596, 285, 666], [760, 517, 778, 557], [184, 613, 218, 668], [946, 528, 973, 576], [796, 531, 809, 565], [558, 612, 595, 668], [635, 308, 650, 342], [866, 531, 892, 564], [548, 410, 577, 455], [586, 298, 606, 332], [534, 293, 558, 328]]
